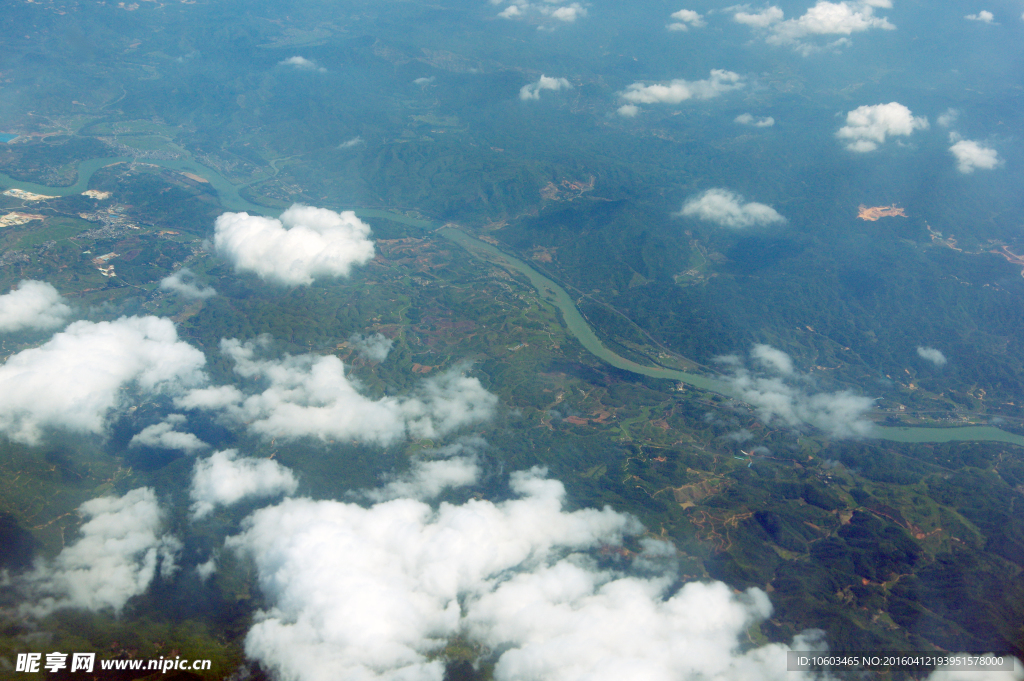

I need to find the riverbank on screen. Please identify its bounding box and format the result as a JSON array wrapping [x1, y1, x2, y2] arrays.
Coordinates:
[[4, 158, 1021, 447]]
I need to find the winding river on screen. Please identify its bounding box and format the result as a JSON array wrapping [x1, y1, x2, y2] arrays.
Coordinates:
[[3, 157, 1022, 447], [0, 155, 265, 213], [435, 227, 1024, 447]]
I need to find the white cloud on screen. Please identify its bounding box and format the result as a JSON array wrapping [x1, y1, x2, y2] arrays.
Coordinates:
[[363, 437, 486, 502], [0, 316, 207, 444], [774, 1, 894, 39], [338, 136, 363, 149], [836, 102, 929, 152], [667, 8, 705, 30], [174, 384, 245, 411], [752, 343, 794, 375], [367, 457, 480, 502], [281, 56, 315, 68], [214, 205, 376, 286], [620, 70, 743, 107], [467, 569, 819, 681], [130, 414, 207, 453], [734, 6, 785, 27], [19, 488, 180, 617], [190, 449, 298, 520], [549, 4, 585, 21], [348, 332, 394, 362], [735, 2, 894, 53], [937, 108, 959, 127], [495, 1, 587, 24], [675, 188, 786, 229], [616, 104, 640, 118], [735, 113, 775, 127], [414, 76, 435, 85], [725, 428, 754, 442], [519, 75, 572, 101], [280, 56, 326, 72], [0, 280, 71, 332], [229, 468, 822, 681], [949, 137, 1001, 173], [160, 268, 216, 300], [964, 10, 994, 22], [720, 345, 876, 438], [196, 557, 217, 582], [175, 338, 497, 446], [917, 346, 947, 366]]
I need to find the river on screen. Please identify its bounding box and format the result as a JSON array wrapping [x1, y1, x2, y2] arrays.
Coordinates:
[[0, 155, 266, 213], [3, 157, 1022, 447]]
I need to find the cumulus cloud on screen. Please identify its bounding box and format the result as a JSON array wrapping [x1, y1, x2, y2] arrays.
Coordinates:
[[735, 113, 775, 127], [175, 338, 497, 445], [280, 56, 326, 72], [734, 6, 785, 27], [519, 75, 572, 100], [0, 316, 207, 444], [414, 76, 435, 85], [937, 108, 959, 127], [917, 346, 948, 366], [348, 332, 394, 362], [548, 4, 585, 22], [719, 345, 876, 438], [130, 414, 207, 453], [229, 468, 821, 681], [620, 70, 743, 108], [18, 488, 180, 616], [948, 136, 1001, 173], [213, 204, 376, 286], [964, 10, 994, 22], [174, 384, 244, 411], [338, 136, 363, 149], [675, 188, 786, 229], [160, 268, 216, 300], [196, 556, 217, 581], [367, 457, 480, 502], [752, 343, 794, 375], [735, 1, 894, 53], [0, 280, 71, 332], [495, 1, 587, 25], [363, 437, 486, 502], [774, 0, 894, 39], [190, 449, 298, 520], [281, 56, 315, 68], [466, 568, 821, 681], [616, 104, 640, 118], [667, 8, 705, 30], [836, 102, 929, 152]]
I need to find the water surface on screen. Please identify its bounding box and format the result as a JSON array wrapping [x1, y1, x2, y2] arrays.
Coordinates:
[[7, 161, 1021, 447]]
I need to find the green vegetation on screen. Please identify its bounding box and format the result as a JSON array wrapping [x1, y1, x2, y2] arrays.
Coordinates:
[[3, 173, 1021, 668], [1, 0, 1023, 675]]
